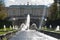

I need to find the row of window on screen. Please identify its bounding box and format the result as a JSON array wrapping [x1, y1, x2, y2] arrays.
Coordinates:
[[7, 8, 46, 17]]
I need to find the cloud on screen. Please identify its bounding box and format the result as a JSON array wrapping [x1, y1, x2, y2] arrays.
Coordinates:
[[9, 0, 15, 2], [5, 0, 54, 7]]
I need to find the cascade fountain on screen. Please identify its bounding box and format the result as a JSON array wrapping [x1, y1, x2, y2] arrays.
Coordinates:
[[21, 14, 30, 31], [30, 23, 37, 30], [10, 25, 12, 30], [4, 25, 6, 31], [26, 14, 30, 30], [20, 23, 26, 30], [10, 14, 58, 40], [13, 25, 15, 29], [55, 25, 60, 31], [49, 25, 52, 29]]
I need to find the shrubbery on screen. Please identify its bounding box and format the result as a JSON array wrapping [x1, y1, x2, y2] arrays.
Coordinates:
[[0, 20, 12, 29]]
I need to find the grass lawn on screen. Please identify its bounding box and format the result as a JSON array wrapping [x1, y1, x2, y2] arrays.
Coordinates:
[[0, 28, 17, 40], [41, 27, 60, 34], [0, 32, 7, 34], [0, 28, 16, 35]]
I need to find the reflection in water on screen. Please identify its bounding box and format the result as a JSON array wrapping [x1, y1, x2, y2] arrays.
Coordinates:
[[9, 30, 58, 40]]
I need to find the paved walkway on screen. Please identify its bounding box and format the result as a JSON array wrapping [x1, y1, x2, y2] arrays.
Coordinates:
[[9, 30, 58, 40]]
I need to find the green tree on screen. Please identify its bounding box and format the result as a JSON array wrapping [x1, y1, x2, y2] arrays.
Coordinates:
[[0, 0, 7, 20], [48, 3, 57, 20], [48, 0, 60, 21]]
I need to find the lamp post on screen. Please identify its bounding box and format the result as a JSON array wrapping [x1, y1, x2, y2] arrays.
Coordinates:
[[45, 18, 47, 22], [44, 18, 47, 29], [44, 18, 47, 26]]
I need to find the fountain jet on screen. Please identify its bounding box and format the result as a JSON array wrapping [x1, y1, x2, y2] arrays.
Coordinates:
[[26, 14, 30, 30], [21, 14, 30, 31]]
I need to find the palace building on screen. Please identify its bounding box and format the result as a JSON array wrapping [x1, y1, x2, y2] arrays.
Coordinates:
[[6, 5, 49, 27]]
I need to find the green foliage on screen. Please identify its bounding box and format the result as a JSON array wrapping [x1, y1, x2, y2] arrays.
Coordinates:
[[57, 10, 60, 19], [0, 20, 12, 29], [48, 3, 57, 20], [0, 0, 7, 20], [0, 10, 7, 20], [48, 2, 60, 21]]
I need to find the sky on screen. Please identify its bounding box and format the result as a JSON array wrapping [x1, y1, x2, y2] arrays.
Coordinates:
[[4, 0, 54, 7]]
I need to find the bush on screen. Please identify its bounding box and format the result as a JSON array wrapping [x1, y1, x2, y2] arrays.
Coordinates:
[[0, 20, 12, 29]]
